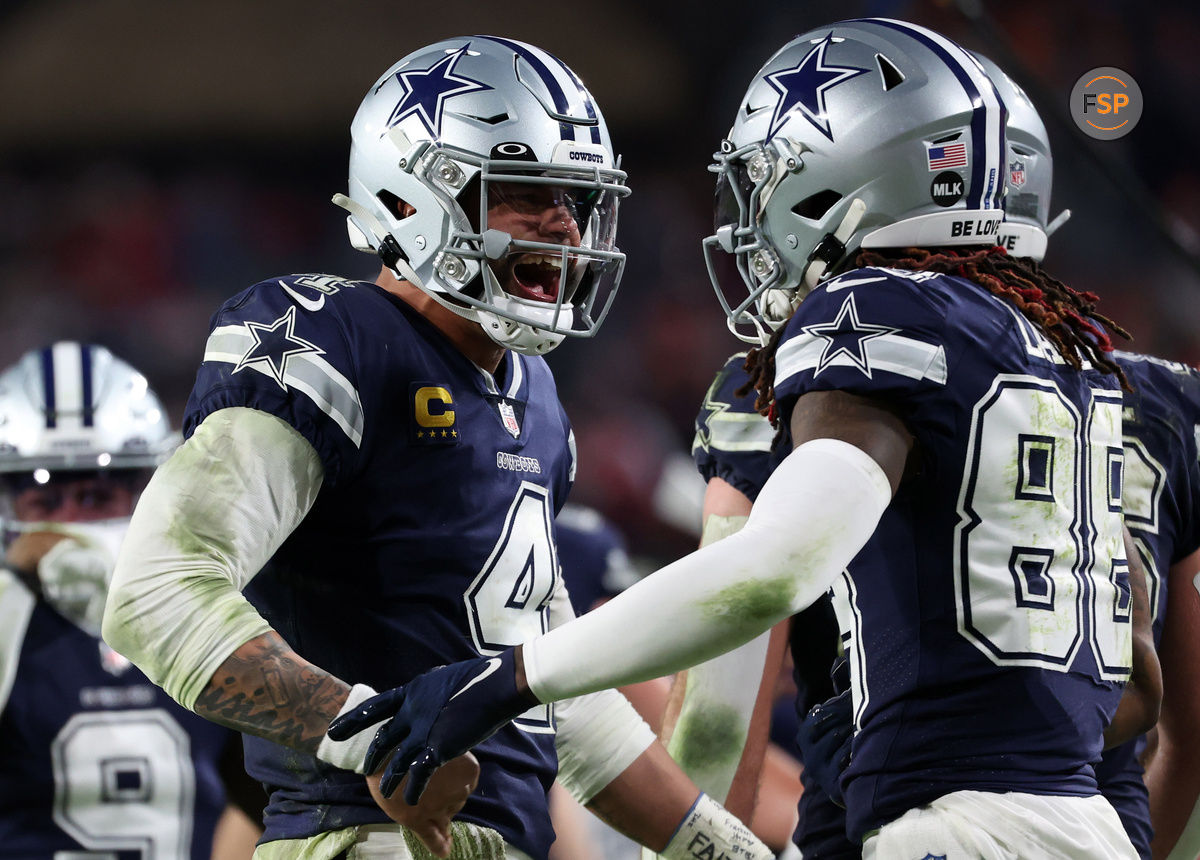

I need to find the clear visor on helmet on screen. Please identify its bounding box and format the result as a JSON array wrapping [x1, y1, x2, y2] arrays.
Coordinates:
[[703, 142, 787, 345], [421, 147, 629, 342], [713, 160, 756, 233], [1, 468, 146, 538]]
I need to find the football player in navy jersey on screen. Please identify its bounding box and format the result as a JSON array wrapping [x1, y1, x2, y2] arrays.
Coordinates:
[[330, 20, 1162, 860], [1108, 352, 1200, 859], [103, 36, 771, 860], [654, 53, 1075, 860], [0, 342, 258, 858], [784, 56, 1200, 860]]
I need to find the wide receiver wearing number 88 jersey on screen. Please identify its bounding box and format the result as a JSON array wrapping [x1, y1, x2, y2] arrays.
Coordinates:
[[771, 262, 1132, 841]]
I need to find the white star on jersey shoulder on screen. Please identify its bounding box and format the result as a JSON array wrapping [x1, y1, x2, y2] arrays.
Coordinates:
[[801, 293, 899, 378], [233, 305, 324, 389]]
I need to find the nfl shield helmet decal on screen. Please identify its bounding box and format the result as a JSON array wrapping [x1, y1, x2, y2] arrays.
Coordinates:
[[1009, 159, 1027, 189]]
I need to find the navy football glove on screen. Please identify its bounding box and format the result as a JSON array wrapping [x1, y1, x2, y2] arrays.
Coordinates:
[[326, 648, 534, 803], [796, 687, 853, 807]]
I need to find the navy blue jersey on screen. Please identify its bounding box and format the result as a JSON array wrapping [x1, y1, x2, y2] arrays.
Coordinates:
[[184, 274, 574, 858], [772, 267, 1129, 841], [0, 572, 229, 859], [692, 352, 783, 502], [1095, 352, 1200, 857], [694, 353, 858, 857], [554, 504, 640, 616]]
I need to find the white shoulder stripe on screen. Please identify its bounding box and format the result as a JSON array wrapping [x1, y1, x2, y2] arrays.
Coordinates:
[[0, 571, 36, 713], [704, 411, 775, 453], [203, 325, 365, 447], [775, 330, 948, 387], [507, 354, 524, 400]]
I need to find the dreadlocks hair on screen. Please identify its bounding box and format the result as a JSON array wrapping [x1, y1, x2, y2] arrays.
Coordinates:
[[737, 246, 1131, 424]]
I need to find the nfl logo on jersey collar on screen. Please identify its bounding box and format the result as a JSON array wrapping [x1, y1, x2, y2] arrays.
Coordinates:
[[498, 401, 520, 438], [477, 353, 527, 439]]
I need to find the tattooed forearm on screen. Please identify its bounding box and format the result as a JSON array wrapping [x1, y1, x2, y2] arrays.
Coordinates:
[[193, 631, 351, 753]]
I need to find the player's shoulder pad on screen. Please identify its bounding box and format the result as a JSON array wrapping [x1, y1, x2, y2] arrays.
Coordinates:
[[218, 273, 368, 322], [700, 352, 756, 414], [775, 266, 952, 389], [813, 265, 953, 306], [199, 274, 380, 449], [0, 570, 36, 712], [1115, 350, 1200, 423], [694, 350, 774, 460]]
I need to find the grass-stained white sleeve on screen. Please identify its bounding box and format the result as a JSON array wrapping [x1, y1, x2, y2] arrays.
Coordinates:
[[101, 407, 324, 709], [524, 438, 891, 703], [666, 513, 771, 803]]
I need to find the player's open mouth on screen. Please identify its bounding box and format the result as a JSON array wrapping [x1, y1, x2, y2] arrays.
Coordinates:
[[508, 254, 564, 303]]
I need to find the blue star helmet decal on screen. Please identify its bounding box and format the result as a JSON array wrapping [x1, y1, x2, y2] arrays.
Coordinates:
[[233, 305, 324, 389], [387, 45, 493, 138], [802, 293, 899, 378], [764, 34, 868, 142]]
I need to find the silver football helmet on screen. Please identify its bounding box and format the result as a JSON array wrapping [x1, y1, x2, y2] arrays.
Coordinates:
[[975, 54, 1068, 261], [335, 36, 630, 355], [704, 18, 1011, 344], [0, 342, 176, 634]]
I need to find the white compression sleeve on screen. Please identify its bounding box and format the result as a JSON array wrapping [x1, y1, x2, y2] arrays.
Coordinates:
[[524, 438, 891, 703], [544, 577, 657, 804], [554, 688, 657, 805], [102, 407, 324, 709]]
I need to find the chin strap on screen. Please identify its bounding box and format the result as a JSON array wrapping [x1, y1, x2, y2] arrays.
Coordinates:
[[801, 198, 866, 290], [331, 193, 425, 287], [1045, 208, 1072, 237]]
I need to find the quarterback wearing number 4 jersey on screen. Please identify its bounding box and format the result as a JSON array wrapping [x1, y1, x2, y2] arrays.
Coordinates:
[[188, 273, 571, 851], [106, 35, 772, 860]]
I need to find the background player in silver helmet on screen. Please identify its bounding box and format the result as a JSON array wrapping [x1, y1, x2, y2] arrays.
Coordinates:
[[103, 36, 770, 860], [331, 19, 1161, 860], [0, 341, 260, 858]]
